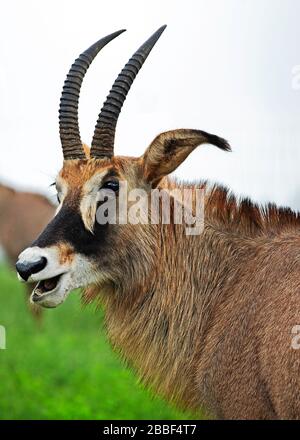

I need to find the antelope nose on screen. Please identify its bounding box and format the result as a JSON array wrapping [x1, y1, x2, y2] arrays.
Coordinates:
[[16, 257, 47, 281]]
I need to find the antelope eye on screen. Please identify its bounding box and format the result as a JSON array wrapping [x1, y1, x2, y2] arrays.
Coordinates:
[[101, 181, 119, 192]]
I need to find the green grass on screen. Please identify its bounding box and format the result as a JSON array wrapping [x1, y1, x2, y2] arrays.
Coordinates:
[[0, 265, 194, 420]]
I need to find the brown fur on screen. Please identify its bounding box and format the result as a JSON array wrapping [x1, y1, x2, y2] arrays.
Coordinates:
[[58, 242, 74, 265], [30, 129, 300, 418], [60, 156, 139, 189], [79, 132, 300, 419], [86, 185, 300, 419]]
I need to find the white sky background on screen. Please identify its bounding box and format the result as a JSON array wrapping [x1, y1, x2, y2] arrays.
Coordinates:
[[0, 0, 299, 210]]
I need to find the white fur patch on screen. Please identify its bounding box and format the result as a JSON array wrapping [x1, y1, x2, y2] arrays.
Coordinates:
[[31, 253, 100, 308], [79, 170, 110, 233], [55, 176, 69, 215], [17, 246, 67, 282], [17, 245, 101, 308]]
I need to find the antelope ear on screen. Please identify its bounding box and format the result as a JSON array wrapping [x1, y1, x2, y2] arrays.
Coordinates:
[[141, 129, 230, 186]]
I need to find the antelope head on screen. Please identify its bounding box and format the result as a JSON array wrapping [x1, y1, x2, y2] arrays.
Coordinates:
[[16, 26, 229, 308]]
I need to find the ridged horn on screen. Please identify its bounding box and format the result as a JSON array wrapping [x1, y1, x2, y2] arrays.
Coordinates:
[[59, 29, 126, 160], [90, 25, 167, 159]]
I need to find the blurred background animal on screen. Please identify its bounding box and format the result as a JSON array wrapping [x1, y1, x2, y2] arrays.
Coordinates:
[[0, 183, 55, 319]]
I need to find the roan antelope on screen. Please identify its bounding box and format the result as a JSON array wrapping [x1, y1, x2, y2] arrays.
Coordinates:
[[0, 183, 55, 319], [16, 26, 300, 419]]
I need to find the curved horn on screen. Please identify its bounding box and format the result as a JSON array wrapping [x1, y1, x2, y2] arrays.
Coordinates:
[[90, 25, 167, 159], [59, 29, 126, 160]]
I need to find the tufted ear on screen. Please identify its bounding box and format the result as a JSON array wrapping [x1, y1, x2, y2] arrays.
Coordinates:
[[141, 129, 230, 187]]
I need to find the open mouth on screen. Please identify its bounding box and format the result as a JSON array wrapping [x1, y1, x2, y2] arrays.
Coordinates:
[[32, 274, 63, 302]]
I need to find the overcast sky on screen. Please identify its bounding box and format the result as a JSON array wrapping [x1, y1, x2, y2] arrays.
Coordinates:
[[0, 0, 299, 210]]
